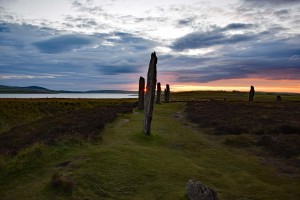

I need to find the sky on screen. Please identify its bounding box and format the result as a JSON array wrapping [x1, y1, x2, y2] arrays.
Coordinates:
[[0, 0, 300, 92]]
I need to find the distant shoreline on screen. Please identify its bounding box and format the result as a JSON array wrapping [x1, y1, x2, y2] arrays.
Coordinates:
[[0, 93, 138, 99], [0, 85, 137, 94]]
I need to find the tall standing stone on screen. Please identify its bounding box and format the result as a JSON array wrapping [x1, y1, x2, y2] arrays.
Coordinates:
[[156, 82, 161, 104], [249, 86, 255, 101], [143, 52, 157, 136], [138, 76, 145, 110], [165, 84, 170, 103]]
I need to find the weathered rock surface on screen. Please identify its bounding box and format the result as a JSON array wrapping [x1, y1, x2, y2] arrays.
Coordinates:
[[156, 82, 161, 104], [143, 52, 157, 135], [186, 179, 219, 200], [249, 85, 255, 101], [138, 76, 145, 110]]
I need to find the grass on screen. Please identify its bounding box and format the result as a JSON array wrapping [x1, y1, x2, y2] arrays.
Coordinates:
[[171, 90, 300, 102], [0, 95, 300, 199]]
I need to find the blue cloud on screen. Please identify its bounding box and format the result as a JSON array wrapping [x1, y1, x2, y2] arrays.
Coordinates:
[[0, 24, 10, 32], [172, 31, 258, 50], [226, 35, 300, 58], [33, 35, 94, 54], [95, 65, 141, 75], [171, 23, 260, 50], [169, 33, 300, 83], [222, 23, 254, 30], [1, 14, 299, 92], [107, 32, 157, 50]]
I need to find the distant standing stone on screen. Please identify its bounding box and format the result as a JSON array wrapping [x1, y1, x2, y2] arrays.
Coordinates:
[[165, 84, 171, 103], [249, 86, 255, 101], [156, 82, 161, 104], [138, 76, 145, 110], [186, 179, 219, 200], [143, 52, 157, 135], [276, 95, 282, 101], [164, 88, 167, 102]]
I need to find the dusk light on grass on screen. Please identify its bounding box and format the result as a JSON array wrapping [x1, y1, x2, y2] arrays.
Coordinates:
[[1, 0, 299, 92]]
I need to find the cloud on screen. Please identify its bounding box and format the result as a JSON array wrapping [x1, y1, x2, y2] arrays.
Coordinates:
[[230, 36, 300, 58], [95, 65, 141, 75], [177, 18, 194, 26], [222, 23, 254, 30], [0, 22, 155, 90], [176, 66, 250, 83], [274, 9, 289, 16], [72, 0, 103, 14], [171, 27, 259, 50], [169, 33, 300, 83], [32, 35, 94, 54], [243, 0, 300, 5], [174, 52, 300, 83], [0, 74, 62, 79], [107, 32, 157, 50], [0, 24, 10, 32], [176, 66, 300, 83], [171, 23, 258, 50]]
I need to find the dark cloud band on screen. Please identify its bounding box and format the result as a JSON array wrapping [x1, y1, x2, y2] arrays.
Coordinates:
[[33, 35, 94, 54]]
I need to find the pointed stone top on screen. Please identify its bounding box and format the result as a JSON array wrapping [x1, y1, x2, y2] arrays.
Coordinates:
[[151, 52, 157, 65]]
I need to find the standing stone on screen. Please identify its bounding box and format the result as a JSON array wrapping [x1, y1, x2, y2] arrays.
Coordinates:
[[138, 76, 145, 110], [249, 86, 255, 101], [165, 84, 170, 103], [164, 88, 167, 102], [186, 179, 219, 200], [276, 95, 282, 101], [143, 52, 157, 136], [156, 82, 161, 104]]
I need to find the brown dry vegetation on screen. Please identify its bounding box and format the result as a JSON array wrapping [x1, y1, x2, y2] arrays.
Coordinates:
[[0, 99, 137, 155], [186, 100, 300, 161]]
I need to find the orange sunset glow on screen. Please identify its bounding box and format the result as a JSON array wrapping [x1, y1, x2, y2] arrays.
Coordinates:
[[170, 78, 300, 93]]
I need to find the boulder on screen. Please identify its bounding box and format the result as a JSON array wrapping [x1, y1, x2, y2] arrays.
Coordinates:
[[186, 179, 219, 200]]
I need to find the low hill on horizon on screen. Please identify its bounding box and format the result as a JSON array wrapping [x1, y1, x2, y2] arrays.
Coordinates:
[[0, 85, 137, 94]]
